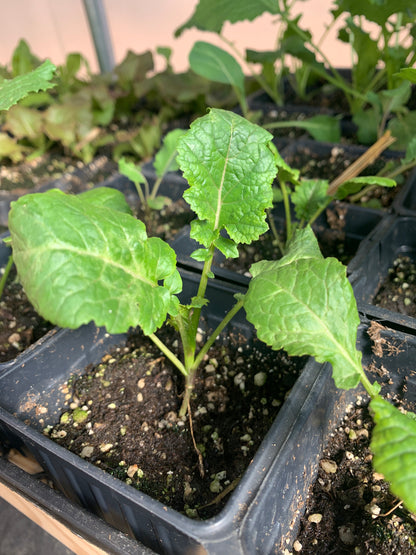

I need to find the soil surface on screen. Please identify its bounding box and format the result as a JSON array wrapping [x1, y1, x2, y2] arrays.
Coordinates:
[[292, 322, 416, 554], [46, 326, 306, 519], [0, 267, 53, 362], [373, 256, 416, 318]]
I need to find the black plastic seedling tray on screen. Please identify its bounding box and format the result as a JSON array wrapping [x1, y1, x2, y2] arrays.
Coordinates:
[[0, 264, 350, 554], [349, 215, 416, 316]]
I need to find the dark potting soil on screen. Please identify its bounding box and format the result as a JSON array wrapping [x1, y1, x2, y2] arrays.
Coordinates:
[[0, 151, 117, 195], [46, 327, 306, 519], [373, 256, 416, 318], [135, 198, 194, 242], [0, 267, 54, 362], [293, 322, 416, 554]]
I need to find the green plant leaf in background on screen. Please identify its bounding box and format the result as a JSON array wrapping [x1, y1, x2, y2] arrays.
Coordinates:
[[265, 115, 341, 142], [8, 188, 181, 335], [334, 176, 396, 200], [177, 108, 276, 246], [154, 128, 187, 177], [291, 180, 329, 221], [244, 226, 363, 389], [189, 42, 246, 102], [0, 59, 56, 111], [395, 68, 416, 84], [175, 0, 280, 35], [370, 396, 416, 513]]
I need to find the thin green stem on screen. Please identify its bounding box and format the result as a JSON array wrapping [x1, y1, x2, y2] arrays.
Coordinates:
[[267, 209, 286, 255], [149, 150, 177, 201], [192, 296, 245, 372], [148, 332, 187, 376], [279, 181, 292, 243], [0, 254, 14, 300]]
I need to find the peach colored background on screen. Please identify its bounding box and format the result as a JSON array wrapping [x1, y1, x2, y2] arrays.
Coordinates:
[[0, 0, 352, 73]]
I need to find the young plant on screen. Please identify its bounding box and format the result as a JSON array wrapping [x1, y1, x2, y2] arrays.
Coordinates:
[[265, 131, 398, 255], [176, 0, 416, 144], [118, 128, 186, 211], [7, 108, 416, 515]]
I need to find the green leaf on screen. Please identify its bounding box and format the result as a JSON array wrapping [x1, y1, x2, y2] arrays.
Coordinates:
[[11, 39, 40, 77], [4, 105, 44, 139], [333, 0, 416, 26], [0, 132, 30, 162], [394, 67, 416, 84], [190, 248, 211, 262], [175, 0, 280, 35], [334, 176, 396, 200], [189, 42, 245, 99], [147, 196, 171, 210], [370, 396, 416, 514], [177, 108, 276, 246], [404, 136, 416, 164], [291, 180, 329, 221], [77, 187, 133, 214], [154, 128, 187, 177], [245, 226, 362, 389], [266, 115, 341, 142], [118, 157, 146, 186], [352, 108, 379, 145], [8, 190, 180, 335], [388, 111, 416, 151], [342, 18, 379, 89], [214, 236, 239, 258], [0, 60, 56, 111]]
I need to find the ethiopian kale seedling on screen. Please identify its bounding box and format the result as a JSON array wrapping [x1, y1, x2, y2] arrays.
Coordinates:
[[118, 128, 186, 211], [8, 108, 416, 514], [8, 108, 276, 417]]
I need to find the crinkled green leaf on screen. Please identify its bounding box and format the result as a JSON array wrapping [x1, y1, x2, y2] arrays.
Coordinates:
[[334, 176, 396, 200], [8, 189, 180, 335], [189, 42, 245, 97], [245, 226, 362, 389], [175, 0, 280, 35], [291, 180, 329, 221], [177, 108, 276, 246], [154, 128, 187, 177], [370, 396, 416, 514], [0, 60, 56, 111]]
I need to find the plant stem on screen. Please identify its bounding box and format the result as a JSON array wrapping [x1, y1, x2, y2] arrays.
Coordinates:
[[148, 332, 187, 376], [149, 149, 177, 201], [267, 209, 286, 255], [279, 181, 292, 243], [192, 296, 245, 372], [0, 254, 14, 300]]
